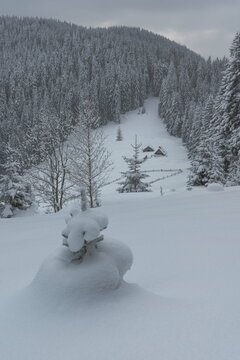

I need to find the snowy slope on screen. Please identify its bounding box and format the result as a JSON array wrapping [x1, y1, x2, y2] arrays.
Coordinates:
[[1, 99, 240, 360]]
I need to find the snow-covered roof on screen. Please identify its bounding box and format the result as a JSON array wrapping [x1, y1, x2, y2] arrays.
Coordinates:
[[154, 147, 167, 156], [143, 146, 154, 152]]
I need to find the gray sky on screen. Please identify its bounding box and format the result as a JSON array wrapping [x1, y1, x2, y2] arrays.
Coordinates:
[[1, 0, 239, 58]]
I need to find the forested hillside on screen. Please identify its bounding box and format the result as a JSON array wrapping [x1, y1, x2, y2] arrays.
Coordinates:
[[160, 32, 240, 187], [0, 16, 224, 174]]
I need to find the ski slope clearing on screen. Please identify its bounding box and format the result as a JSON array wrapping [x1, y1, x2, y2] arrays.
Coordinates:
[[1, 100, 240, 360]]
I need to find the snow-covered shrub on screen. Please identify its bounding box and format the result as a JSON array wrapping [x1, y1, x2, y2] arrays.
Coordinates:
[[0, 170, 33, 218], [62, 205, 108, 254], [31, 199, 133, 302], [188, 163, 210, 186]]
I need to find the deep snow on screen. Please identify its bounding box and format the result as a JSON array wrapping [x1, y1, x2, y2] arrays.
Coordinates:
[[0, 98, 240, 360]]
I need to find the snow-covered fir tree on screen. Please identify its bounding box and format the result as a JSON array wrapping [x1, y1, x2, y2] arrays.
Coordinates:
[[118, 136, 151, 193], [221, 33, 240, 185], [0, 147, 33, 218], [188, 32, 240, 186], [188, 95, 215, 185], [158, 48, 226, 183]]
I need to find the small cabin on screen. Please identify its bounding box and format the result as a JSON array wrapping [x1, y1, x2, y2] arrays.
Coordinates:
[[143, 146, 154, 152], [154, 147, 167, 157]]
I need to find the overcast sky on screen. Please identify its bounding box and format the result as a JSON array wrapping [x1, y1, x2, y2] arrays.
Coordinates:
[[1, 0, 239, 58]]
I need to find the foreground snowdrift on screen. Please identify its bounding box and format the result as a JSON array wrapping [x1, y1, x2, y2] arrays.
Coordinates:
[[1, 185, 240, 360], [30, 238, 133, 305], [28, 203, 133, 306]]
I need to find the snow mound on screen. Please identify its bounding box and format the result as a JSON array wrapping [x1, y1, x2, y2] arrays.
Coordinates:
[[206, 183, 224, 192], [30, 238, 133, 304]]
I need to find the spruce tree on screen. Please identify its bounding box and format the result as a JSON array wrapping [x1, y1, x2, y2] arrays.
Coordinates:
[[188, 95, 215, 185], [117, 136, 150, 193], [222, 33, 240, 184], [205, 33, 240, 186]]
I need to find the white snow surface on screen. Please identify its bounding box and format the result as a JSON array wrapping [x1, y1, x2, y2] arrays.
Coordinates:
[[1, 98, 240, 360]]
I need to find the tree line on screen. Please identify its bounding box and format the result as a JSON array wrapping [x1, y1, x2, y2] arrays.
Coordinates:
[[159, 32, 240, 187]]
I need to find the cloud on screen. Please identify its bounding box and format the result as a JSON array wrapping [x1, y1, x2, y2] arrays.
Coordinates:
[[1, 0, 239, 58]]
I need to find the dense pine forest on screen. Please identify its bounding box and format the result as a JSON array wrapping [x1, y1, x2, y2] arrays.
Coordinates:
[[0, 17, 223, 167], [1, 16, 240, 197]]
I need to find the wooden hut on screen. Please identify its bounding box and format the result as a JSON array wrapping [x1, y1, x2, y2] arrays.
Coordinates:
[[143, 146, 154, 152], [154, 147, 167, 156]]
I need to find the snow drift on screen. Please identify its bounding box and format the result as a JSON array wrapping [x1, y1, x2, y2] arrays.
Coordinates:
[[31, 238, 133, 304]]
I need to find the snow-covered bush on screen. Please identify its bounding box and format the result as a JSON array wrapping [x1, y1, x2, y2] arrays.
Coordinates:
[[0, 165, 33, 218], [188, 163, 210, 186], [62, 205, 108, 255]]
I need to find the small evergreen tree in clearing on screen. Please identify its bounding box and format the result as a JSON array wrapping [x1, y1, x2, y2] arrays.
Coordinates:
[[0, 151, 33, 218], [116, 127, 123, 141], [117, 136, 151, 193]]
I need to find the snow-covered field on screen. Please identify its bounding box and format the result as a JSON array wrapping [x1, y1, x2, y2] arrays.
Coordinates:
[[1, 99, 240, 360]]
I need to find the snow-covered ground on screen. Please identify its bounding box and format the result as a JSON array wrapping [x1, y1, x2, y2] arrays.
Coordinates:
[[1, 98, 240, 360]]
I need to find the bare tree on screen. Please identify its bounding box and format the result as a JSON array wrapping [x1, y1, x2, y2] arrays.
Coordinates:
[[70, 102, 112, 208], [31, 142, 73, 212], [29, 114, 74, 212]]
